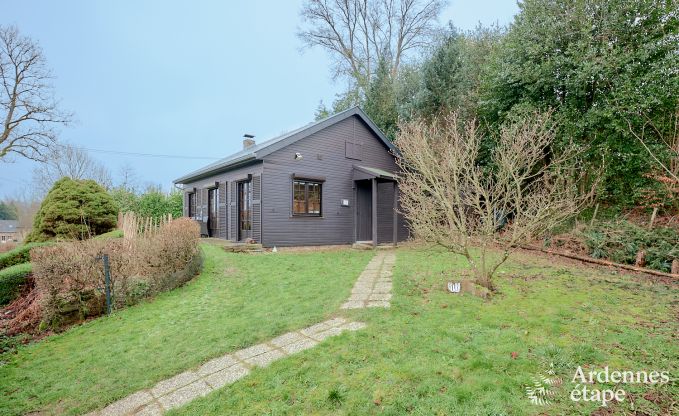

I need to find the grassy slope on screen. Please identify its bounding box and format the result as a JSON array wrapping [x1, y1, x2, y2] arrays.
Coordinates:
[[171, 246, 678, 416], [0, 244, 372, 415]]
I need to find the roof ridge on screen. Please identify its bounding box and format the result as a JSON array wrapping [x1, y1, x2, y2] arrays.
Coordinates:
[[174, 106, 394, 184]]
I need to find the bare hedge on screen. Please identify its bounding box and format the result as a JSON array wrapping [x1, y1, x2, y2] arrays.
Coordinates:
[[31, 218, 201, 327]]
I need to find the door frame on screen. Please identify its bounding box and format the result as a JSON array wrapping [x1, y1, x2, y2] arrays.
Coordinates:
[[354, 179, 373, 243], [237, 179, 253, 241], [207, 187, 219, 237]]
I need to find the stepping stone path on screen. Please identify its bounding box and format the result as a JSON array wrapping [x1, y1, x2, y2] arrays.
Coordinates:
[[341, 251, 395, 309], [85, 318, 365, 416]]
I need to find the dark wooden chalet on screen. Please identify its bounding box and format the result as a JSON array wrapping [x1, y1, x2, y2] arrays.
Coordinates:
[[173, 107, 408, 247]]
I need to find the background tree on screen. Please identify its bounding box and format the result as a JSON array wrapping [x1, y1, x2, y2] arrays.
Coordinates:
[[136, 189, 183, 220], [0, 201, 17, 220], [299, 0, 446, 96], [0, 25, 70, 161], [363, 57, 399, 139], [32, 144, 112, 196], [479, 0, 678, 205], [396, 112, 592, 292], [109, 185, 183, 221], [26, 177, 118, 242], [407, 24, 503, 122], [4, 194, 40, 240]]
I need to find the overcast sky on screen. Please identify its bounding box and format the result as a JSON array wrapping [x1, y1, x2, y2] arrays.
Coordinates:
[[0, 0, 519, 198]]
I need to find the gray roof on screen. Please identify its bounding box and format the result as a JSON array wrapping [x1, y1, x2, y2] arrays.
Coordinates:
[[174, 106, 396, 184], [0, 220, 19, 233]]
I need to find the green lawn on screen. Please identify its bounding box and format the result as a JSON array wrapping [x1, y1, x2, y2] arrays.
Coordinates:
[[168, 246, 678, 415], [0, 244, 373, 415]]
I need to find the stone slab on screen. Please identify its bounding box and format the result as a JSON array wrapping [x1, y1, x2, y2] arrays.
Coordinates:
[[270, 331, 306, 347], [204, 364, 249, 389], [300, 322, 330, 337], [100, 391, 153, 416], [340, 321, 367, 331], [309, 327, 343, 341], [244, 349, 286, 367], [150, 371, 199, 398], [196, 355, 239, 377], [324, 317, 347, 327], [134, 402, 163, 416], [367, 300, 390, 308], [369, 293, 392, 301], [281, 338, 318, 354], [340, 301, 365, 309], [234, 343, 271, 360], [157, 380, 212, 410]]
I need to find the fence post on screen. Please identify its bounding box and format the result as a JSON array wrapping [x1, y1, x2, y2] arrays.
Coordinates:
[[102, 254, 112, 315]]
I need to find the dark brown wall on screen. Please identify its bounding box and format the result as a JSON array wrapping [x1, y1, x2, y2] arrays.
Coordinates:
[[261, 115, 402, 247], [181, 114, 409, 246], [376, 181, 409, 244], [182, 162, 263, 241]]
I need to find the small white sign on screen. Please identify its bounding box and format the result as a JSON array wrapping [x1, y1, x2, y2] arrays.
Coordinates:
[[447, 282, 461, 293], [340, 199, 350, 206]]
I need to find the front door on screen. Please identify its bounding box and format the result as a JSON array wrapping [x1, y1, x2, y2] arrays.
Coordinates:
[[356, 180, 372, 241], [207, 187, 218, 237], [238, 180, 252, 241]]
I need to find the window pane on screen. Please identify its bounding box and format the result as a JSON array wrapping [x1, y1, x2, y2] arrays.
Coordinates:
[[308, 183, 321, 214], [293, 181, 306, 214]]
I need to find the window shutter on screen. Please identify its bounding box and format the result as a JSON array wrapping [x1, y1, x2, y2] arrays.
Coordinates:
[[252, 175, 262, 243], [230, 181, 237, 240], [183, 192, 189, 217], [219, 182, 227, 238]]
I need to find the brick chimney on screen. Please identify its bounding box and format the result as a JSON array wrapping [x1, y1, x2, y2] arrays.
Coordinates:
[[243, 134, 255, 149]]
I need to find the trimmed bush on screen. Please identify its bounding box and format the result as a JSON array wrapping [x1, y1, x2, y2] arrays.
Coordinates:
[[0, 262, 32, 305], [0, 243, 52, 271], [26, 177, 118, 242], [31, 218, 200, 327]]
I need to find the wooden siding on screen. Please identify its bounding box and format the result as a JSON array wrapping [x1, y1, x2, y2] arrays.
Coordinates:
[[261, 115, 401, 247], [252, 174, 262, 243], [218, 181, 227, 238], [181, 162, 263, 242]]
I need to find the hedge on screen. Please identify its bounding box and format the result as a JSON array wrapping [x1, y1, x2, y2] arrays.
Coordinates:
[[0, 262, 32, 306], [0, 243, 53, 271]]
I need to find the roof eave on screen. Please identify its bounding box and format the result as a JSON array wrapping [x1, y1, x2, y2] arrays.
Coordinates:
[[173, 155, 258, 184]]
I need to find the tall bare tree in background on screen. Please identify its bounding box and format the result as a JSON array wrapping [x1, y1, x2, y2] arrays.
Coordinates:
[[0, 25, 70, 162], [32, 144, 112, 196], [298, 0, 446, 94], [396, 112, 593, 292]]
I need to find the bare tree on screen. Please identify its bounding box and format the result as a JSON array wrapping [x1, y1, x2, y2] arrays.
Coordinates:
[[117, 162, 139, 193], [32, 144, 112, 196], [298, 0, 446, 93], [0, 25, 70, 162], [396, 112, 593, 292]]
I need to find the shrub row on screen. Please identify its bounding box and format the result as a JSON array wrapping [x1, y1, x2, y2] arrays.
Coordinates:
[[0, 243, 52, 271], [582, 220, 679, 272], [0, 262, 32, 306], [31, 218, 200, 327]]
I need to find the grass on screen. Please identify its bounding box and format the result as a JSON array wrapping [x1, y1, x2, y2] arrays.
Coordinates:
[[93, 229, 124, 239], [0, 244, 373, 415], [167, 246, 678, 415]]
